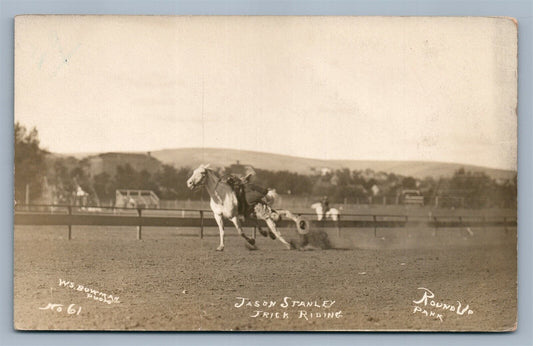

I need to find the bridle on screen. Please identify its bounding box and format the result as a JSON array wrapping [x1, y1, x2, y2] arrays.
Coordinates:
[[189, 169, 207, 190], [190, 168, 223, 190]]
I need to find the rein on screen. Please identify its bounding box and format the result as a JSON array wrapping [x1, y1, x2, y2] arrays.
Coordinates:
[[205, 169, 222, 190], [213, 175, 222, 192], [204, 169, 226, 204]]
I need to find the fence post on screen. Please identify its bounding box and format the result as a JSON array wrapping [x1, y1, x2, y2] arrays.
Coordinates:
[[433, 216, 438, 235], [336, 215, 341, 237], [137, 208, 142, 240], [67, 206, 72, 240], [199, 210, 204, 239], [373, 215, 377, 237]]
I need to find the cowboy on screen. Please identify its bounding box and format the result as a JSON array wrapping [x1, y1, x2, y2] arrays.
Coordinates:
[[238, 168, 269, 217], [321, 196, 330, 220], [222, 166, 269, 217]]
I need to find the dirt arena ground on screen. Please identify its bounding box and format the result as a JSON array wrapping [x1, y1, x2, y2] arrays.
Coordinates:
[[14, 224, 516, 331]]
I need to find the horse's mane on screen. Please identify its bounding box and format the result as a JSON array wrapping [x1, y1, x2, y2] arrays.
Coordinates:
[[205, 167, 218, 177], [204, 168, 225, 186], [205, 168, 239, 188]]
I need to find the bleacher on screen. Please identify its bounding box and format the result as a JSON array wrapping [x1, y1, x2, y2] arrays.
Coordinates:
[[115, 189, 160, 209]]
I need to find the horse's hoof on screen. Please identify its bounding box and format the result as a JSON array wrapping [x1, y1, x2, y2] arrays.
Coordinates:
[[268, 231, 276, 240], [248, 238, 256, 246], [216, 247, 224, 251], [245, 242, 258, 250]]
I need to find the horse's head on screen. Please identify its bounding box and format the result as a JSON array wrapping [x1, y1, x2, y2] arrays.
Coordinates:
[[186, 164, 210, 190]]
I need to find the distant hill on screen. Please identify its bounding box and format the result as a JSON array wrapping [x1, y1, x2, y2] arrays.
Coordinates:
[[148, 148, 516, 180]]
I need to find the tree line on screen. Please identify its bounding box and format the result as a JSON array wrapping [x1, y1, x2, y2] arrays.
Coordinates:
[[15, 123, 516, 208]]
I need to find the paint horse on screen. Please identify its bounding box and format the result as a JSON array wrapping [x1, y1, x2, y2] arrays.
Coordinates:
[[186, 164, 302, 251], [311, 202, 340, 221]]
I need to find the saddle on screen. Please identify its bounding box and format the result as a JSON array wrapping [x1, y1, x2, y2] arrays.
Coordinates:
[[221, 174, 269, 217]]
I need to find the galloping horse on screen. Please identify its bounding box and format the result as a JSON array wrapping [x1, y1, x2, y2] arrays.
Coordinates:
[[186, 164, 299, 251], [311, 202, 340, 221]]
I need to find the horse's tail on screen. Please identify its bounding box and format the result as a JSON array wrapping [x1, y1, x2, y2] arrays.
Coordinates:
[[265, 189, 278, 207]]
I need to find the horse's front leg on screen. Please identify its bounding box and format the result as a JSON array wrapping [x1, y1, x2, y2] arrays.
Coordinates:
[[214, 213, 225, 251], [229, 216, 256, 247]]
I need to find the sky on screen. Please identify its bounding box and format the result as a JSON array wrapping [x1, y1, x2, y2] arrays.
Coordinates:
[[15, 16, 517, 170]]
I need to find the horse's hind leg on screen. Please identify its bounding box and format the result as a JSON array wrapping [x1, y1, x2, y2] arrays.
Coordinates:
[[229, 216, 256, 247], [264, 218, 292, 250], [214, 213, 225, 251]]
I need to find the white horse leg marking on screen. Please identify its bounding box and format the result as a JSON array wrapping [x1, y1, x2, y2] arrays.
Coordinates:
[[230, 216, 255, 246], [214, 213, 225, 251], [264, 218, 292, 250]]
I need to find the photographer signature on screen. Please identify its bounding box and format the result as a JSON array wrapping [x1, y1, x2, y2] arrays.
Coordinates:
[[39, 303, 82, 315]]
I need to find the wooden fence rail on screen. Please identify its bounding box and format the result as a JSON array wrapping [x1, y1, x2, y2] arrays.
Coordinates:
[[14, 204, 516, 240]]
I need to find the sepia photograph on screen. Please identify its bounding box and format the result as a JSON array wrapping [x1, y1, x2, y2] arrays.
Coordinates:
[[13, 15, 517, 331]]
